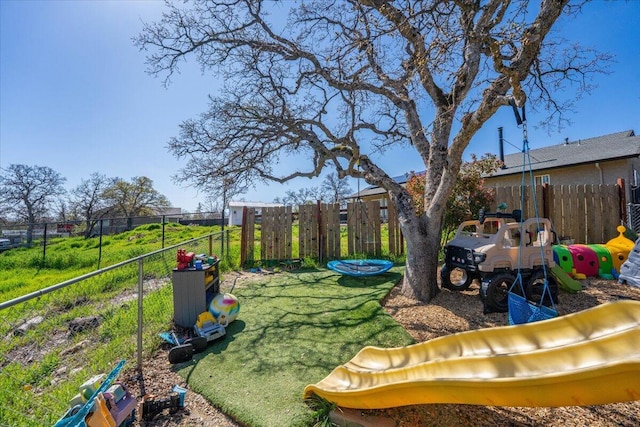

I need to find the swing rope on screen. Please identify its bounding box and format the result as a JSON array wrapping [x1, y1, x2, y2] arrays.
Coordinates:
[[508, 102, 558, 325]]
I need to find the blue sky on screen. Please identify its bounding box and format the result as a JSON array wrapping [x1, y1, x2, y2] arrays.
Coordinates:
[[1, 1, 638, 213]]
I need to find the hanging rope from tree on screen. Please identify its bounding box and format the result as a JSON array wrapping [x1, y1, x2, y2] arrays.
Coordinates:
[[507, 100, 558, 325]]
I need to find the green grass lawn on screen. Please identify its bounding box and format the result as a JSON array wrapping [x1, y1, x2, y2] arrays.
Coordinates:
[[176, 267, 413, 427]]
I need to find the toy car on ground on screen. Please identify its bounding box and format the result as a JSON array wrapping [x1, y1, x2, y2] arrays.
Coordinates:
[[194, 311, 226, 342], [440, 210, 558, 313]]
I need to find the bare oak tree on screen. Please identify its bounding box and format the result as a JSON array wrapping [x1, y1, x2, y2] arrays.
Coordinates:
[[273, 186, 325, 206], [137, 0, 609, 301], [321, 172, 354, 205], [0, 164, 66, 244], [68, 172, 116, 238]]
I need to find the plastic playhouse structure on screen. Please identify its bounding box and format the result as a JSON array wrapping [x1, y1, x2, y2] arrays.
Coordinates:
[[566, 244, 600, 278], [304, 300, 640, 409], [607, 225, 636, 275], [589, 244, 615, 280]]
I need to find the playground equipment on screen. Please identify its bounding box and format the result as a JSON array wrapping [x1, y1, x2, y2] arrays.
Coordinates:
[[303, 300, 640, 409], [327, 259, 394, 277], [440, 213, 558, 313], [549, 264, 582, 293], [607, 225, 635, 275], [443, 219, 635, 300], [567, 244, 599, 278], [589, 244, 615, 280], [549, 226, 635, 281]]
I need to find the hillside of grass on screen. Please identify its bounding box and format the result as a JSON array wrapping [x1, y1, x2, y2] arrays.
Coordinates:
[[0, 223, 228, 303]]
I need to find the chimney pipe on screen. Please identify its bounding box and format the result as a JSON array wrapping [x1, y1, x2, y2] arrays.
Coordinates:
[[498, 127, 506, 168]]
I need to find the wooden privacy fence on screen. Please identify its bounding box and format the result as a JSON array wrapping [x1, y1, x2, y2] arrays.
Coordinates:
[[239, 179, 624, 265], [488, 180, 626, 244], [239, 201, 404, 267]]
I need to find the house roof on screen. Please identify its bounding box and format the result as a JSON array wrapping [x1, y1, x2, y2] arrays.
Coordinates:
[[228, 201, 284, 208], [348, 173, 414, 199], [491, 130, 640, 177], [348, 130, 639, 198]]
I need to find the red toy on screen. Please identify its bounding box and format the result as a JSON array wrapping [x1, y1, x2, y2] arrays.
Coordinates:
[[176, 250, 195, 270]]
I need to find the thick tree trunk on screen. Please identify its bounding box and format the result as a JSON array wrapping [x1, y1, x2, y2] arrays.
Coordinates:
[[398, 214, 443, 302]]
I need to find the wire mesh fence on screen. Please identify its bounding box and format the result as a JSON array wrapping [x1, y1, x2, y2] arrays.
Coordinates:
[[627, 203, 640, 236], [0, 232, 227, 427]]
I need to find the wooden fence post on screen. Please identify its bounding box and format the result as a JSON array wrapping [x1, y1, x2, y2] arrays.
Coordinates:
[[240, 206, 248, 267], [240, 206, 256, 267], [618, 178, 627, 225], [323, 203, 341, 261], [542, 183, 550, 218], [387, 202, 403, 256], [317, 201, 324, 264]]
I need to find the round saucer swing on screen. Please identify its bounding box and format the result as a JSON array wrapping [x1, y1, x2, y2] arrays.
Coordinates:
[[327, 157, 393, 277], [327, 259, 393, 277]]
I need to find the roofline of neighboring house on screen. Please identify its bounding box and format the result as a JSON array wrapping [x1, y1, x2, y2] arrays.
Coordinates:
[[490, 129, 639, 178], [489, 153, 640, 178], [348, 171, 424, 199], [228, 201, 284, 208], [348, 129, 638, 197]]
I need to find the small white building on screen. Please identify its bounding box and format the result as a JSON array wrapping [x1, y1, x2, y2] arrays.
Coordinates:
[[228, 201, 284, 226]]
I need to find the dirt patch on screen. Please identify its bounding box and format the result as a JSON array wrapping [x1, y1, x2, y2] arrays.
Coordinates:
[[122, 273, 640, 426]]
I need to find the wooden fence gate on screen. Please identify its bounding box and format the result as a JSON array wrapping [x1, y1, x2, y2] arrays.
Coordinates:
[[239, 201, 403, 267], [298, 202, 342, 261], [347, 201, 382, 257], [260, 205, 293, 264]]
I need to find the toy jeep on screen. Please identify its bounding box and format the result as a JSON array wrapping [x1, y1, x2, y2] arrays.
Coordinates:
[[440, 210, 558, 312]]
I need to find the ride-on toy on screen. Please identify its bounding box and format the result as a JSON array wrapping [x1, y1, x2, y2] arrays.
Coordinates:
[[441, 209, 558, 313]]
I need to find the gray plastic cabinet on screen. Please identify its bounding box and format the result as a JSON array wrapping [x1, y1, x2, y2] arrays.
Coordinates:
[[171, 260, 220, 327]]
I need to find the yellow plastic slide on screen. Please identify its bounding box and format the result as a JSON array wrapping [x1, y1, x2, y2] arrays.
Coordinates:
[[303, 300, 640, 409]]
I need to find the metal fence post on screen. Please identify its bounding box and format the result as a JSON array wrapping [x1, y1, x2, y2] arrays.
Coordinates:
[[162, 215, 166, 249], [137, 258, 144, 372], [42, 223, 48, 265], [98, 219, 104, 269]]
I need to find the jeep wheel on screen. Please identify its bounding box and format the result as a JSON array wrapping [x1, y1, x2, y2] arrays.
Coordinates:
[[440, 264, 473, 291], [482, 272, 516, 313], [526, 269, 558, 307]]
